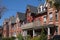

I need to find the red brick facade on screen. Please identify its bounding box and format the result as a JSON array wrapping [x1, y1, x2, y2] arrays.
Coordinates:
[[2, 1, 60, 40]]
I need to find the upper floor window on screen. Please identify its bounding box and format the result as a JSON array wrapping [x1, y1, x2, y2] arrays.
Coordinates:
[[40, 6, 43, 12], [38, 6, 43, 13], [28, 13, 31, 16], [38, 6, 46, 13], [55, 11, 58, 21], [20, 20, 24, 26], [11, 23, 15, 29], [49, 12, 53, 21], [43, 15, 46, 23], [38, 7, 41, 13]]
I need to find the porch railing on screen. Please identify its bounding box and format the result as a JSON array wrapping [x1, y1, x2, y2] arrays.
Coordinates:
[[21, 20, 41, 29]]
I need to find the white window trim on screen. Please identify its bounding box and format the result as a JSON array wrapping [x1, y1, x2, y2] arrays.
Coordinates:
[[43, 15, 46, 23], [56, 12, 58, 20], [40, 6, 43, 12], [49, 13, 53, 21]]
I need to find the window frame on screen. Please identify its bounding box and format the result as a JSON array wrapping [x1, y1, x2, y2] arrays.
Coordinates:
[[49, 12, 53, 21], [55, 11, 58, 21], [43, 15, 47, 23]]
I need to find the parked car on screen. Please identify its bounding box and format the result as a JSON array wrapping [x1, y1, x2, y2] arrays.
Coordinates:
[[50, 35, 60, 40]]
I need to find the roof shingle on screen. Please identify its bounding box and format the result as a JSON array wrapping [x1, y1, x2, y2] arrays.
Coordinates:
[[10, 16, 16, 24], [17, 12, 25, 21], [27, 5, 38, 14]]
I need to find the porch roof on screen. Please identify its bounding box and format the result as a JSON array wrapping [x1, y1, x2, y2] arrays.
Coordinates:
[[21, 21, 55, 30]]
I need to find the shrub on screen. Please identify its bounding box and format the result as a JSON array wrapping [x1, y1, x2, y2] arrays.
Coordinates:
[[39, 27, 47, 40], [9, 37, 15, 40], [2, 38, 7, 40], [2, 37, 15, 40], [26, 35, 31, 40], [17, 34, 23, 40], [31, 36, 40, 40]]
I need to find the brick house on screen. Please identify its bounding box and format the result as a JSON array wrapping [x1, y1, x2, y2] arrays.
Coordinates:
[[3, 12, 26, 38], [3, 19, 9, 38], [9, 16, 16, 37], [21, 2, 60, 40], [2, 1, 60, 40], [16, 12, 26, 36]]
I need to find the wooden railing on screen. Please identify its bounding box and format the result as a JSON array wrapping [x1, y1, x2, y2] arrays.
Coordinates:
[[21, 20, 41, 29]]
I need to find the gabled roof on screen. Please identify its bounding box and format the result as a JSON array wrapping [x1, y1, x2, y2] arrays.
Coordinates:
[[10, 16, 16, 24], [27, 5, 38, 14], [37, 4, 47, 14], [4, 18, 9, 23], [26, 5, 47, 15], [17, 12, 25, 21]]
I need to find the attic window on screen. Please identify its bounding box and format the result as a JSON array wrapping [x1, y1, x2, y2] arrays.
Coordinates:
[[38, 7, 41, 13], [38, 6, 43, 13], [40, 6, 43, 12]]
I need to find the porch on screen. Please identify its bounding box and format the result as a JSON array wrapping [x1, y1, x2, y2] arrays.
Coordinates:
[[21, 21, 58, 39]]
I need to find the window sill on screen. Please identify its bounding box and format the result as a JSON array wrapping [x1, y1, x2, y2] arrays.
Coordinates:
[[56, 20, 58, 21], [49, 20, 53, 22]]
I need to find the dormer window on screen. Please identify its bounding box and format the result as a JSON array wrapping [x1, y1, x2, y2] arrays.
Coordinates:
[[38, 5, 46, 13], [38, 6, 41, 13], [40, 6, 43, 12], [38, 5, 43, 13]]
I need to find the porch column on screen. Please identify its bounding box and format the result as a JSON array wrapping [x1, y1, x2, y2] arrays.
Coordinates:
[[33, 29, 36, 37], [48, 27, 50, 40]]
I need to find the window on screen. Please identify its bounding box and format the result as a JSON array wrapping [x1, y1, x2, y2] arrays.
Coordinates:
[[28, 13, 31, 16], [38, 6, 43, 13], [11, 24, 14, 27], [11, 24, 15, 29], [38, 7, 41, 13], [49, 12, 53, 21], [13, 32, 16, 37], [43, 15, 46, 23], [40, 6, 43, 12], [42, 6, 45, 12], [55, 11, 58, 21], [43, 8, 46, 11]]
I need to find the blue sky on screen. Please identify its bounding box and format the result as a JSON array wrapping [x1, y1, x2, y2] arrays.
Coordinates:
[[0, 0, 45, 25]]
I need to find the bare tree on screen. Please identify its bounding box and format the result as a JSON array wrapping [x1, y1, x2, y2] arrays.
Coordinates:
[[0, 0, 7, 19], [0, 6, 6, 19]]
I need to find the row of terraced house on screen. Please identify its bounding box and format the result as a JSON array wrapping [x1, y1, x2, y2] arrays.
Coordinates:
[[2, 1, 60, 40]]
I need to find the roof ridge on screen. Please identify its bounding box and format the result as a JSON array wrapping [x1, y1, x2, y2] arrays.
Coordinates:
[[27, 4, 37, 9]]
